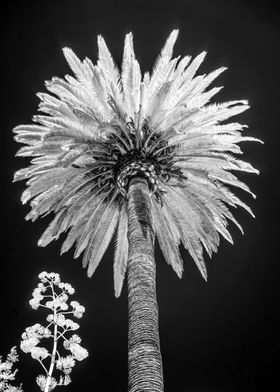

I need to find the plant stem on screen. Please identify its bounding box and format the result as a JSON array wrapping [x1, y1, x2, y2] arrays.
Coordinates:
[[44, 323, 58, 392], [44, 283, 58, 392]]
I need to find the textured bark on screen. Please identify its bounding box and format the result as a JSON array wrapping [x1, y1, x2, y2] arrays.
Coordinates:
[[127, 177, 164, 392]]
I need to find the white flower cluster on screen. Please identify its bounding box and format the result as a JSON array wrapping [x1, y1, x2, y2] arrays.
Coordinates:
[[20, 271, 88, 391], [36, 374, 57, 391], [38, 272, 60, 284], [0, 347, 23, 392], [62, 335, 88, 362], [20, 323, 51, 354], [70, 301, 85, 319]]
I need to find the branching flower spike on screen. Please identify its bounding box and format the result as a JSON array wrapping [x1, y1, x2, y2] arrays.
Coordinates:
[[20, 272, 88, 392], [13, 29, 262, 293]]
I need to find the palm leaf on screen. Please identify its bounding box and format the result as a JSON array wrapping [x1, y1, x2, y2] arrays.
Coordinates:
[[38, 208, 68, 247], [97, 35, 121, 91], [163, 186, 207, 280], [85, 202, 119, 277], [62, 47, 88, 84], [151, 196, 184, 278], [114, 202, 129, 297]]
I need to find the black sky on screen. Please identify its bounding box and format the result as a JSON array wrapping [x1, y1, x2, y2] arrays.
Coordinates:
[[1, 0, 279, 391]]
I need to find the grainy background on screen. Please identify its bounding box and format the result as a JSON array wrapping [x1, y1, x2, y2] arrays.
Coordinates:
[[1, 0, 278, 391]]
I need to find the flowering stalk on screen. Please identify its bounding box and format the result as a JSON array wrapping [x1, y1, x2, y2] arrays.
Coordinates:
[[0, 346, 23, 392], [44, 318, 58, 392], [20, 272, 88, 392]]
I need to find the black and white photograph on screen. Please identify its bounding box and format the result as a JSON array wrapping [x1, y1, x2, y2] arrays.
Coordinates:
[[1, 1, 279, 391]]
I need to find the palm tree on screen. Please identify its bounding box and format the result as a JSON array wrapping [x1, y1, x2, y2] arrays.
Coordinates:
[[13, 30, 262, 391]]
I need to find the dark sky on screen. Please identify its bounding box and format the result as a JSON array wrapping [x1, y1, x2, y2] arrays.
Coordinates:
[[1, 0, 279, 391]]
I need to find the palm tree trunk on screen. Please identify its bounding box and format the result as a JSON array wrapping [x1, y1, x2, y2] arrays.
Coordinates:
[[127, 177, 164, 392]]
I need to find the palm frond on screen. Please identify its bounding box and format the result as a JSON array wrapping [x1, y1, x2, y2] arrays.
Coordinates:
[[151, 196, 184, 278], [60, 211, 90, 255], [62, 47, 88, 85], [121, 32, 134, 117], [97, 35, 121, 91], [74, 187, 114, 258], [38, 208, 68, 247], [182, 51, 207, 83], [149, 29, 179, 86], [114, 202, 129, 297], [84, 199, 119, 277], [162, 185, 208, 280], [20, 168, 76, 204]]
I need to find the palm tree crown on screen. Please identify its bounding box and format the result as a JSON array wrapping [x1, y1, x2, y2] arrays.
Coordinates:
[[13, 29, 262, 297]]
